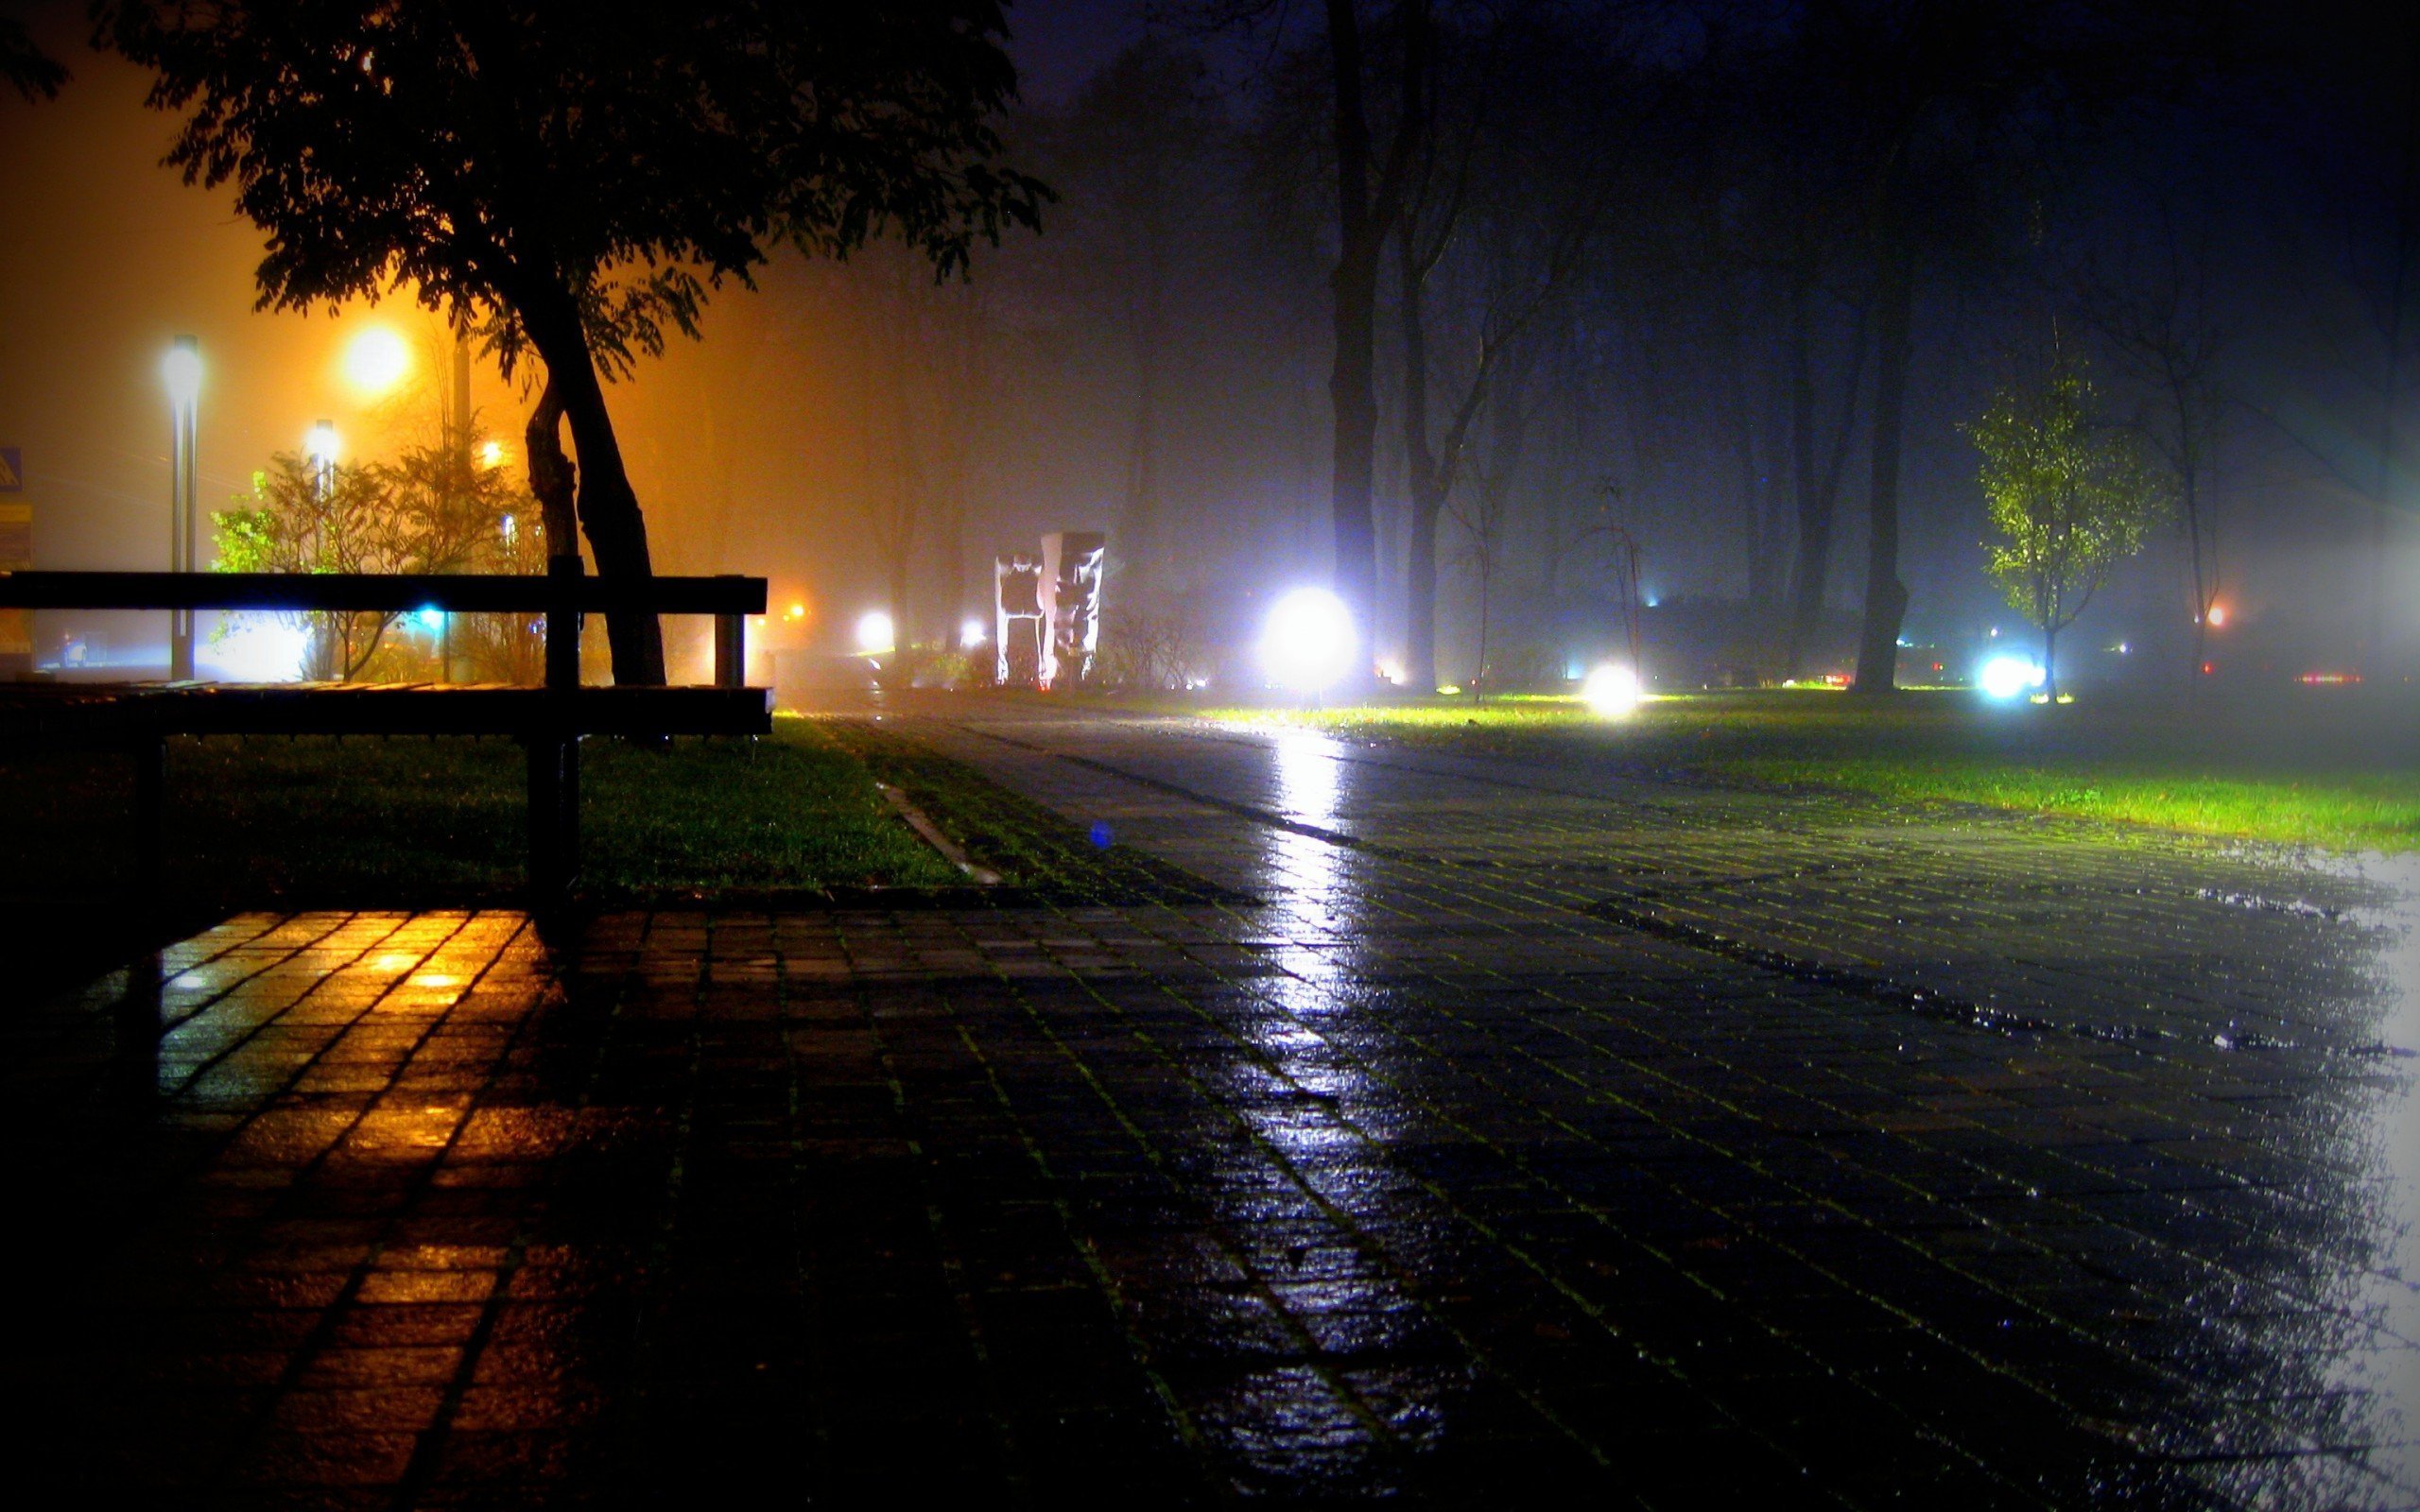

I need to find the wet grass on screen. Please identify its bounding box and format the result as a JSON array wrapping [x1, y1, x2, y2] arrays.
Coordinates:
[[0, 715, 965, 915], [1189, 687, 2420, 853]]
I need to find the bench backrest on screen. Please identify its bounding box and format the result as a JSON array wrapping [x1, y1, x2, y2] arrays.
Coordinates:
[[0, 569, 768, 688]]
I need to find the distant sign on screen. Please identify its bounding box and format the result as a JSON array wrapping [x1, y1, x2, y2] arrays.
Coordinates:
[[0, 467, 25, 655]]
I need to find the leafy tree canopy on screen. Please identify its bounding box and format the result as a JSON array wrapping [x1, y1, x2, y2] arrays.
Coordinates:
[[216, 437, 540, 678], [96, 0, 1049, 376], [100, 0, 1047, 682], [1969, 346, 2164, 692], [2, 14, 68, 100]]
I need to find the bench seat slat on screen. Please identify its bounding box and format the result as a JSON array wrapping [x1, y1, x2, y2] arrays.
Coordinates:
[[0, 683, 771, 738], [0, 570, 767, 616]]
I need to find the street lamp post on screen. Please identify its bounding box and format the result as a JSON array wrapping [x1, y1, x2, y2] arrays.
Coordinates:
[[163, 335, 201, 679], [305, 420, 337, 501]]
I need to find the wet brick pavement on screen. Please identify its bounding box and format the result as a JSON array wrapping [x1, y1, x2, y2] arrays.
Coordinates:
[[2, 699, 2414, 1507]]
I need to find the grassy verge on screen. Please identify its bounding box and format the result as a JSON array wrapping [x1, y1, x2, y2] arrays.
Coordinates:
[[1187, 689, 2420, 852], [0, 716, 966, 914]]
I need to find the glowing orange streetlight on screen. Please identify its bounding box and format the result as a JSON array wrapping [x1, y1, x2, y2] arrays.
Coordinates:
[[342, 326, 411, 397]]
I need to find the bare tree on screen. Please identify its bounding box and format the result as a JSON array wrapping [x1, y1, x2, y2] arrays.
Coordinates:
[[1397, 6, 1612, 690], [2075, 205, 2234, 684]]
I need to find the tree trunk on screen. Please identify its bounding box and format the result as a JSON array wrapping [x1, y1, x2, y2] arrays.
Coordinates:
[[1472, 541, 1495, 702], [1732, 369, 1771, 606], [525, 378, 579, 560], [2043, 622, 2059, 702], [2183, 469, 2208, 696], [1401, 223, 1442, 692], [1406, 496, 1441, 691], [1125, 148, 1168, 590], [1786, 277, 1835, 677], [1329, 254, 1382, 669], [1852, 226, 1915, 696], [2373, 54, 2420, 674], [1322, 0, 1425, 681], [1785, 268, 1869, 679], [516, 284, 666, 686]]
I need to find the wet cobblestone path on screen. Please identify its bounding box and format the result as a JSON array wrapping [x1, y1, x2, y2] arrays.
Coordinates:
[[4, 703, 2415, 1507]]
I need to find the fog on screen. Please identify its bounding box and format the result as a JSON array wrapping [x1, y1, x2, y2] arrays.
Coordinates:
[[2, 1, 2414, 694]]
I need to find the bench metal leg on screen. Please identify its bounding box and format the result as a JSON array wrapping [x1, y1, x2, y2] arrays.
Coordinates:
[[527, 733, 579, 912], [133, 737, 164, 892], [114, 946, 164, 1103]]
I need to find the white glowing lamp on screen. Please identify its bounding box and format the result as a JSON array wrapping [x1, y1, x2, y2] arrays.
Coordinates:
[[1582, 662, 1644, 717], [304, 421, 339, 468], [960, 617, 987, 648], [162, 340, 202, 406], [1978, 655, 2046, 700], [856, 610, 895, 655], [1261, 587, 1357, 695]]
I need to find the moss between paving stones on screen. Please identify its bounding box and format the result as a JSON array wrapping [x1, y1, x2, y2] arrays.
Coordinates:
[[821, 715, 1252, 906]]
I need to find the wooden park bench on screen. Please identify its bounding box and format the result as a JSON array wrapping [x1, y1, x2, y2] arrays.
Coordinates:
[[0, 565, 770, 907]]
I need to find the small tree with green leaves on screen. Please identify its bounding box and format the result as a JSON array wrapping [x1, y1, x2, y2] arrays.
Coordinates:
[[216, 436, 528, 679], [1969, 351, 2164, 698]]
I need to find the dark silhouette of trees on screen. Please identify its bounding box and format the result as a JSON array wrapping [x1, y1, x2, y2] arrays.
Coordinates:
[[1060, 38, 1227, 592], [2243, 6, 2420, 678], [1, 13, 65, 100], [1393, 5, 1616, 692], [98, 0, 1044, 684], [2073, 204, 2234, 683], [1322, 0, 1428, 677]]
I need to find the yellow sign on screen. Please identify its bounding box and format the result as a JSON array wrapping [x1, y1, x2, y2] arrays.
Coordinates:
[[0, 499, 28, 656]]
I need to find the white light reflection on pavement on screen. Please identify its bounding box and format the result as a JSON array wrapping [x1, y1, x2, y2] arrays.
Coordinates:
[[1263, 730, 1356, 962], [1214, 726, 1445, 1474], [2321, 851, 2420, 1500]]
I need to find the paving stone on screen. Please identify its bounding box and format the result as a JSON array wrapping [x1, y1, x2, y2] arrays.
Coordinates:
[[1, 701, 2414, 1505]]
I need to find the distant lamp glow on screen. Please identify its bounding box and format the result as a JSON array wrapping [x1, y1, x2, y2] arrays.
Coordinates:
[[855, 610, 894, 655], [1978, 655, 2046, 700], [199, 618, 308, 682], [1581, 662, 1644, 717], [1260, 587, 1357, 695], [342, 327, 411, 395], [499, 513, 517, 543], [416, 604, 445, 631], [478, 439, 506, 469], [304, 421, 339, 468], [959, 616, 987, 647], [2204, 603, 2227, 627], [161, 342, 203, 406]]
